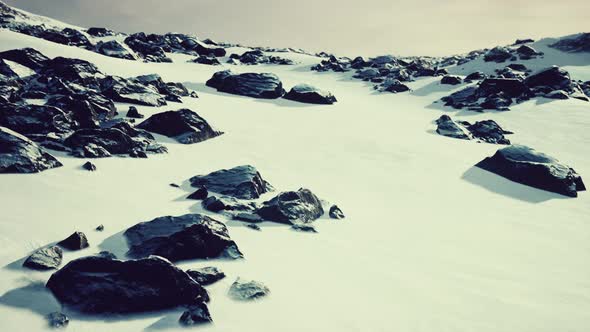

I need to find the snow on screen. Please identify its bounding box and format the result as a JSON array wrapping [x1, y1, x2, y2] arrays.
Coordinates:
[[1, 27, 590, 332]]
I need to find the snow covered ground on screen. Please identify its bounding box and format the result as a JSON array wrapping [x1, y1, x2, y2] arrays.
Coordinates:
[[1, 25, 590, 332]]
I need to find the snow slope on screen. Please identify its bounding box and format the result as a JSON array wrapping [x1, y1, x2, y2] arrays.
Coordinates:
[[1, 26, 590, 332]]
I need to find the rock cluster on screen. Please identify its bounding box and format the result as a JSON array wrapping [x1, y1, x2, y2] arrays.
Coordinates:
[[228, 50, 294, 65], [206, 70, 285, 99], [549, 33, 590, 53], [435, 115, 512, 144]]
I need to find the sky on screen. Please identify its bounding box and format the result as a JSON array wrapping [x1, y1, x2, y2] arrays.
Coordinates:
[[5, 0, 590, 57]]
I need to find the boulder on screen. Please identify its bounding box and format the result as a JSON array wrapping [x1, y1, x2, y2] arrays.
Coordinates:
[[283, 84, 337, 104], [64, 128, 138, 156], [42, 57, 104, 88], [435, 115, 473, 140], [549, 33, 590, 53], [187, 186, 208, 200], [179, 303, 212, 325], [478, 78, 530, 98], [228, 278, 270, 301], [467, 120, 512, 144], [100, 76, 166, 107], [86, 27, 115, 37], [186, 267, 225, 286], [126, 106, 144, 118], [82, 161, 96, 171], [440, 75, 462, 85], [191, 56, 221, 65], [23, 246, 63, 270], [189, 165, 272, 199], [545, 90, 569, 99], [194, 41, 226, 57], [58, 231, 89, 250], [464, 71, 486, 82], [0, 126, 62, 173], [476, 145, 586, 197], [137, 108, 222, 144], [483, 47, 512, 63], [206, 70, 285, 99], [524, 66, 572, 91], [256, 188, 324, 224], [46, 255, 209, 313], [0, 48, 49, 70], [124, 213, 243, 262], [329, 205, 345, 219], [47, 312, 69, 328], [0, 103, 75, 136], [96, 40, 138, 60]]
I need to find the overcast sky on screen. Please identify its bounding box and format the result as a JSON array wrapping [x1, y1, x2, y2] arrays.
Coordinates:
[[5, 0, 590, 57]]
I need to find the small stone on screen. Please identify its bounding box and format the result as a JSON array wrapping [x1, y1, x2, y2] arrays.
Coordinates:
[[82, 161, 96, 171], [228, 278, 270, 301], [246, 224, 261, 231], [96, 224, 104, 231], [126, 106, 144, 118], [47, 312, 69, 328], [179, 302, 212, 325], [57, 231, 89, 250], [186, 266, 226, 286], [291, 224, 318, 233], [170, 183, 180, 188], [329, 205, 345, 219]]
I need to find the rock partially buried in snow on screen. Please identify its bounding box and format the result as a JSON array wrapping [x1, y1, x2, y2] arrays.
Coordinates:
[[549, 33, 590, 53], [179, 302, 213, 325], [47, 312, 69, 328], [126, 106, 144, 119], [283, 84, 337, 104], [96, 40, 137, 60], [206, 70, 285, 99], [23, 246, 63, 270], [435, 115, 473, 140], [0, 126, 62, 173], [256, 188, 324, 224], [436, 115, 511, 144], [440, 75, 462, 85], [46, 255, 209, 313], [476, 145, 586, 197], [82, 161, 96, 171], [189, 165, 273, 199], [0, 47, 49, 70], [58, 231, 89, 250], [137, 108, 223, 144], [187, 186, 208, 200], [228, 278, 270, 301], [329, 205, 345, 219], [186, 266, 226, 286], [124, 213, 243, 262]]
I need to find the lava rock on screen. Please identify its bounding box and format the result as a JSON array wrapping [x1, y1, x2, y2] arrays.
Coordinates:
[[256, 188, 323, 224], [246, 224, 261, 231], [440, 75, 462, 85], [283, 84, 337, 104], [82, 161, 96, 171], [189, 165, 273, 199], [228, 278, 270, 301], [206, 70, 285, 99], [0, 126, 62, 173], [478, 78, 530, 98], [179, 302, 212, 325], [476, 145, 586, 197], [46, 255, 209, 313], [188, 187, 208, 200], [124, 213, 243, 262], [23, 246, 63, 270], [58, 231, 89, 250], [329, 205, 345, 219], [0, 48, 49, 70], [137, 108, 222, 144], [186, 266, 225, 286], [47, 312, 69, 328], [126, 106, 144, 118]]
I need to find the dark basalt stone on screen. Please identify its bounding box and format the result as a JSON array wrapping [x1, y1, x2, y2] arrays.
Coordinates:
[[47, 312, 69, 328], [0, 48, 49, 70], [186, 266, 225, 286], [229, 50, 294, 65], [228, 278, 270, 301], [194, 41, 226, 57], [329, 205, 345, 219], [476, 145, 586, 197], [42, 57, 104, 88], [86, 27, 115, 37], [440, 75, 462, 85], [82, 161, 96, 171], [435, 115, 473, 140], [126, 106, 144, 118], [478, 78, 531, 98], [467, 120, 512, 144], [383, 80, 410, 93], [23, 246, 63, 270], [75, 143, 111, 158], [202, 195, 257, 213], [206, 70, 285, 99], [124, 33, 173, 63], [46, 255, 209, 313], [246, 224, 261, 231], [256, 188, 323, 224], [179, 303, 212, 325], [187, 186, 208, 200], [137, 108, 222, 144], [38, 28, 92, 48], [483, 47, 512, 63], [189, 165, 272, 199], [58, 231, 89, 250], [64, 128, 138, 156], [0, 103, 75, 136], [100, 75, 166, 107], [191, 56, 221, 65], [96, 40, 137, 60], [283, 84, 337, 104], [0, 126, 62, 173], [464, 71, 486, 82], [524, 66, 572, 91], [549, 33, 590, 53], [124, 213, 243, 262], [291, 224, 318, 233]]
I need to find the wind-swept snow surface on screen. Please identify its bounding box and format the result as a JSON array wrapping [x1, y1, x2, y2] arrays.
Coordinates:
[[1, 27, 590, 332]]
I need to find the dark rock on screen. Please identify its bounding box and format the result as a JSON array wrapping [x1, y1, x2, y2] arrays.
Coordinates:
[[58, 231, 89, 250], [46, 92, 117, 121], [435, 115, 473, 140], [206, 70, 285, 99], [514, 38, 535, 45], [283, 84, 337, 104], [179, 302, 212, 325], [549, 33, 590, 53], [382, 80, 410, 93], [100, 75, 166, 107], [230, 50, 293, 65], [124, 213, 243, 262], [82, 161, 96, 171], [129, 149, 148, 158], [189, 165, 272, 199], [256, 188, 323, 224], [507, 63, 528, 72], [440, 75, 462, 85], [479, 78, 530, 98], [480, 94, 512, 110], [442, 86, 478, 108], [23, 246, 63, 270], [126, 106, 144, 118], [233, 212, 264, 223], [228, 278, 270, 301], [187, 187, 208, 200], [42, 57, 104, 88], [0, 48, 49, 70], [0, 126, 62, 173], [467, 120, 511, 144], [75, 143, 111, 158], [96, 224, 104, 231], [96, 40, 137, 60], [191, 56, 221, 65], [64, 128, 138, 156], [86, 27, 115, 37], [186, 266, 225, 286], [46, 255, 209, 313], [545, 90, 569, 99], [195, 41, 226, 57], [524, 66, 572, 91], [124, 33, 172, 63], [291, 224, 317, 233], [39, 28, 92, 48], [202, 195, 256, 213], [476, 145, 586, 197], [464, 72, 486, 82], [483, 47, 512, 63], [97, 251, 116, 259], [329, 205, 345, 219], [137, 108, 222, 144], [47, 312, 69, 328], [0, 103, 75, 136], [0, 59, 19, 78], [246, 224, 261, 231], [170, 183, 180, 188]]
